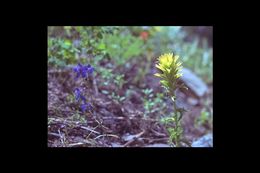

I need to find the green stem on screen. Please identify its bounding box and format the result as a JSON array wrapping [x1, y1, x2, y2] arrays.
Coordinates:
[[170, 90, 182, 147]]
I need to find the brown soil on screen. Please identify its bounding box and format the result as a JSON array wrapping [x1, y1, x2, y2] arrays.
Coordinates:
[[48, 61, 212, 147]]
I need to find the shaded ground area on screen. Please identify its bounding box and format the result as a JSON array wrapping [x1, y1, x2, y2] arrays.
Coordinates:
[[48, 59, 212, 147]]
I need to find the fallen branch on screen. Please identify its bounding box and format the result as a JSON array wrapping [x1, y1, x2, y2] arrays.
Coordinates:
[[79, 126, 100, 134], [142, 137, 169, 143], [94, 134, 119, 140], [58, 129, 66, 147], [48, 132, 61, 137], [123, 130, 145, 147], [68, 139, 94, 147], [150, 129, 167, 137], [68, 142, 85, 147]]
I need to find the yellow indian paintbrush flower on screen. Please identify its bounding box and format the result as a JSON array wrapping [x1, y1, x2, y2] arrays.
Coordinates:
[[154, 53, 183, 91], [154, 53, 189, 147]]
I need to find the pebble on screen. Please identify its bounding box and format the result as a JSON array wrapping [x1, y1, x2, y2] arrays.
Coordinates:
[[192, 133, 213, 147]]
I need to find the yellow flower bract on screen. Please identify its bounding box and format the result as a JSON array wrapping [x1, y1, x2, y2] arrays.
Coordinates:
[[155, 53, 182, 75], [154, 53, 183, 90]]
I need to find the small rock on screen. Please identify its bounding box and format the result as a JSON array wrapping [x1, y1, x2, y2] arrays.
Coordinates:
[[111, 143, 123, 147], [145, 143, 170, 147], [192, 133, 213, 147], [187, 97, 199, 106], [73, 136, 85, 142], [122, 133, 137, 141], [181, 68, 208, 97]]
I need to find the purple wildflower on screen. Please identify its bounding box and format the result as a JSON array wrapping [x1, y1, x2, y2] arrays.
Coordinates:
[[74, 88, 81, 101], [72, 63, 94, 79], [81, 66, 89, 78], [80, 103, 93, 112], [81, 104, 87, 112], [80, 95, 87, 103], [87, 65, 94, 75], [72, 63, 94, 113]]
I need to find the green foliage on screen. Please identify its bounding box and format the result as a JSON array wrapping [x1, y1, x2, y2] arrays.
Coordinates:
[[48, 26, 212, 84], [110, 92, 126, 103], [97, 67, 126, 89], [179, 39, 213, 83], [195, 108, 212, 128], [66, 93, 75, 103], [98, 67, 126, 104], [160, 112, 184, 147], [74, 26, 116, 56], [98, 67, 114, 84], [48, 38, 80, 67], [48, 26, 117, 68], [114, 74, 126, 90], [142, 89, 166, 117], [101, 90, 125, 103], [142, 89, 154, 117], [160, 116, 175, 124], [103, 32, 145, 66], [71, 111, 87, 123], [167, 125, 183, 146]]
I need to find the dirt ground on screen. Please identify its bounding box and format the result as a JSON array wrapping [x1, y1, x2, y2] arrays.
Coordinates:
[[48, 59, 213, 147]]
